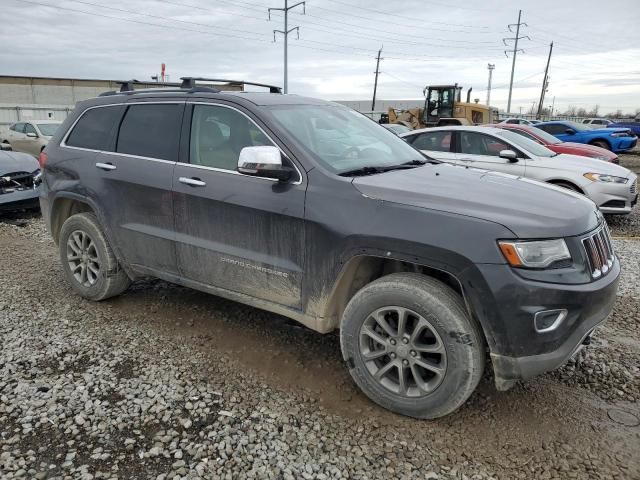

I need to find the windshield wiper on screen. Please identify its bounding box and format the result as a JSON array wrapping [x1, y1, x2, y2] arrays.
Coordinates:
[[338, 162, 425, 177]]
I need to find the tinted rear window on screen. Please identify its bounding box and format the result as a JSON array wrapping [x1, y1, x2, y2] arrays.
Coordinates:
[[116, 104, 183, 161], [66, 106, 122, 150]]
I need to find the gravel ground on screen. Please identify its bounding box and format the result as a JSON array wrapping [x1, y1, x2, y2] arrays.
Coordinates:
[[1, 183, 640, 479]]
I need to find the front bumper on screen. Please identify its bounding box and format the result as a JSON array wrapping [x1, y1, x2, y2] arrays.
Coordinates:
[[613, 136, 637, 152], [0, 188, 40, 212], [468, 257, 619, 389], [585, 175, 638, 214]]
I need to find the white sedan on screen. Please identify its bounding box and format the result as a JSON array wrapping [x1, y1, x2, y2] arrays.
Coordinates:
[[400, 126, 638, 214]]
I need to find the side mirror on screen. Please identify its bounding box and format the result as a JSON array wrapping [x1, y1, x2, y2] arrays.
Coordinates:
[[238, 146, 293, 182], [26, 132, 38, 138], [499, 149, 518, 162], [565, 129, 575, 135]]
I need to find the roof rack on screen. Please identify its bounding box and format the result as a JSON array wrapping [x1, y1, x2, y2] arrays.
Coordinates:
[[99, 79, 221, 97], [180, 77, 282, 94]]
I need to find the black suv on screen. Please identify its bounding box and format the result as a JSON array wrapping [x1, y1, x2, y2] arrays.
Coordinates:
[[40, 78, 619, 419]]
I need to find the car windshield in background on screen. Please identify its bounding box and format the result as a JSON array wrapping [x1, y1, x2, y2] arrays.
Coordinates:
[[566, 121, 592, 132], [267, 105, 424, 173], [527, 127, 562, 145], [495, 129, 557, 157], [37, 123, 60, 136]]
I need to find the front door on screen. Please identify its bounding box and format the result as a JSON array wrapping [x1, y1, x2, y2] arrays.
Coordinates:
[[454, 130, 526, 176], [173, 103, 305, 309]]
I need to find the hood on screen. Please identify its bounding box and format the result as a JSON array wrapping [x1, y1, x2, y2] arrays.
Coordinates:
[[552, 154, 633, 177], [560, 142, 616, 158], [0, 150, 40, 174], [352, 163, 599, 239]]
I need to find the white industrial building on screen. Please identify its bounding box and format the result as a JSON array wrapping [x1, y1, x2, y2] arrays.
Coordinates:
[[0, 75, 425, 126]]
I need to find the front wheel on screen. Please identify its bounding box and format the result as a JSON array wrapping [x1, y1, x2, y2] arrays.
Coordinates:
[[590, 140, 611, 151], [340, 273, 485, 419]]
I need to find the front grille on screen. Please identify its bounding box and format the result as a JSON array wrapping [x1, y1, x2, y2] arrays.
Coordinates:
[[582, 224, 615, 279], [631, 179, 637, 195]]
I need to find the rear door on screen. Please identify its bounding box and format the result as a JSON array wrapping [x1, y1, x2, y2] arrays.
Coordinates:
[[454, 130, 526, 176], [172, 102, 305, 309], [64, 101, 183, 274], [405, 130, 456, 164]]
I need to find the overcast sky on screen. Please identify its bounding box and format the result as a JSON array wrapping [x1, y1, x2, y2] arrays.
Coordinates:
[[2, 0, 639, 114]]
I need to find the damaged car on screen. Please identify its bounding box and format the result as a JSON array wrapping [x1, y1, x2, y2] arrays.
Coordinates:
[[0, 150, 41, 212]]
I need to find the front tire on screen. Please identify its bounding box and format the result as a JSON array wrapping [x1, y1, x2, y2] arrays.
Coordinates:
[[590, 139, 611, 151], [340, 273, 484, 419], [59, 213, 131, 301]]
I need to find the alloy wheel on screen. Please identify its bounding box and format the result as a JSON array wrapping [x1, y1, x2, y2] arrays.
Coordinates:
[[359, 306, 447, 397], [66, 230, 100, 287]]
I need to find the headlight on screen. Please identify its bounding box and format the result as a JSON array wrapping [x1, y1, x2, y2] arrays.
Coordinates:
[[498, 239, 571, 268], [584, 172, 628, 183], [611, 132, 629, 137]]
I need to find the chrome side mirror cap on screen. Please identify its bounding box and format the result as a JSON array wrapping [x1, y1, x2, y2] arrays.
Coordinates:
[[238, 146, 293, 181]]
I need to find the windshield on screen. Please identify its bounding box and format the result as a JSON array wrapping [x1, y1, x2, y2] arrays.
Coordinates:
[[37, 123, 60, 136], [266, 105, 424, 173], [495, 129, 557, 157], [564, 121, 592, 132], [525, 126, 561, 144]]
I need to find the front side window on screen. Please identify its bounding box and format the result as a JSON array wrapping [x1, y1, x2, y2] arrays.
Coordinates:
[[411, 131, 452, 152], [116, 104, 183, 161], [37, 123, 59, 136], [495, 130, 556, 157], [538, 123, 567, 135], [189, 104, 273, 171], [459, 131, 509, 156], [12, 123, 25, 133], [24, 123, 37, 135], [66, 106, 123, 151], [267, 105, 424, 174]]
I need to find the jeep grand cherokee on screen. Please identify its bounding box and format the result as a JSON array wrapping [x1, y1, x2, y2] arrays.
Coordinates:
[[39, 78, 619, 419]]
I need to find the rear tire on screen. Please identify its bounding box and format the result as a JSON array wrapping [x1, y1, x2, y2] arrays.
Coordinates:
[[590, 139, 611, 151], [340, 273, 484, 419], [59, 212, 131, 301]]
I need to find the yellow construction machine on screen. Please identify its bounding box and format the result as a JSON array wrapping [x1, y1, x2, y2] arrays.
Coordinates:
[[387, 84, 493, 130]]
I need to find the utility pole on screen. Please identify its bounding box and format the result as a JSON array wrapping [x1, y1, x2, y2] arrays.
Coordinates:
[[486, 63, 495, 106], [503, 10, 529, 114], [269, 0, 305, 94], [536, 42, 553, 119], [371, 47, 383, 112]]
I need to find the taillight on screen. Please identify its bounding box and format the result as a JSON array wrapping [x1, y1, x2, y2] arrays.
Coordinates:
[[38, 151, 48, 169]]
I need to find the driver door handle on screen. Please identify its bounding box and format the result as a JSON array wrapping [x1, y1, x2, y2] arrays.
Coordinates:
[[96, 162, 116, 171], [458, 158, 473, 162], [179, 176, 206, 187]]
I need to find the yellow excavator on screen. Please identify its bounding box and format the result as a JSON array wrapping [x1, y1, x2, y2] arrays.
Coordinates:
[[387, 84, 493, 130]]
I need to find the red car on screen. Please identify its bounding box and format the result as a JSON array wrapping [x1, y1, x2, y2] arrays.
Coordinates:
[[492, 124, 619, 164]]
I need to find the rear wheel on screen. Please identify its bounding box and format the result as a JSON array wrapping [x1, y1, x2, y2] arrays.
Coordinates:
[[59, 213, 131, 301], [590, 139, 610, 151], [340, 273, 484, 419]]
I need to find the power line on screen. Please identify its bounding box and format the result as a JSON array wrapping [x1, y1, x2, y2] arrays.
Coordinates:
[[371, 47, 383, 111], [268, 0, 306, 93], [503, 9, 530, 113], [536, 42, 553, 119]]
